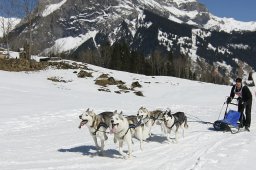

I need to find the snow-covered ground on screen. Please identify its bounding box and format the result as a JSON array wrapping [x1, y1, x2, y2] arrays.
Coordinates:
[[0, 63, 256, 170]]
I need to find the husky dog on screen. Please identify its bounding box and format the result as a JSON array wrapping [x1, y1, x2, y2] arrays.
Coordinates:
[[163, 111, 188, 143], [126, 115, 143, 150], [110, 110, 133, 159], [137, 107, 165, 138], [78, 108, 113, 154]]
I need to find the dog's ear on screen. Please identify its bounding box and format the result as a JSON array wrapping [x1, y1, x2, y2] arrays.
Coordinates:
[[167, 111, 172, 116], [164, 110, 168, 116], [163, 110, 166, 115], [166, 108, 171, 113], [86, 108, 89, 112], [119, 112, 124, 120], [113, 110, 117, 114]]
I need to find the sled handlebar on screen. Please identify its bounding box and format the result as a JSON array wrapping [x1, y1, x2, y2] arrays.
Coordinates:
[[225, 97, 239, 106], [228, 102, 238, 106]]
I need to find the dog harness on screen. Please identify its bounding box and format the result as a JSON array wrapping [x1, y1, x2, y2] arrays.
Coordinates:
[[120, 119, 143, 139], [150, 111, 163, 126], [164, 115, 183, 130], [92, 122, 109, 135]]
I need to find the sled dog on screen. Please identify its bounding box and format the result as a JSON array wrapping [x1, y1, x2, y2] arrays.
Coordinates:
[[78, 108, 113, 153], [110, 110, 133, 159], [163, 111, 188, 143], [137, 107, 165, 138], [126, 115, 143, 150]]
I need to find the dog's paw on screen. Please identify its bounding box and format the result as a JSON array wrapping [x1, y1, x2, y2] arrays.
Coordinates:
[[172, 139, 178, 144], [124, 156, 128, 160], [123, 155, 132, 160], [95, 146, 101, 150], [167, 140, 172, 144]]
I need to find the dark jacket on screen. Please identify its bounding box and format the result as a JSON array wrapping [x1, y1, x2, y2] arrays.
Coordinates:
[[230, 85, 252, 103]]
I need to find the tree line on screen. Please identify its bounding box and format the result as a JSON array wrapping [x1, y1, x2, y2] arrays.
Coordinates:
[[73, 41, 229, 85]]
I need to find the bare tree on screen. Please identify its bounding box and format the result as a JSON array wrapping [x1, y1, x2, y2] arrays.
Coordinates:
[[0, 0, 20, 57], [6, 0, 38, 60], [21, 0, 39, 60]]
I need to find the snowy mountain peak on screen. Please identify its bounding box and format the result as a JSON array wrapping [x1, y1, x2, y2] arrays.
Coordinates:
[[35, 0, 256, 33]]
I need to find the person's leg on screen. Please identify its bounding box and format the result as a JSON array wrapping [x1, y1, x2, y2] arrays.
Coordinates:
[[238, 103, 245, 127], [245, 101, 252, 128]]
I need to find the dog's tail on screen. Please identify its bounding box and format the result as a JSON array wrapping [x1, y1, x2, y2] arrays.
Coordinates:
[[184, 116, 189, 128]]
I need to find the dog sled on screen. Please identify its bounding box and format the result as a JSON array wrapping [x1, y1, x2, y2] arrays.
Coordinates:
[[213, 102, 242, 134]]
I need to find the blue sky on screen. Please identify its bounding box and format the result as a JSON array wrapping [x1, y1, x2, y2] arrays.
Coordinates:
[[0, 0, 37, 17], [197, 0, 256, 22]]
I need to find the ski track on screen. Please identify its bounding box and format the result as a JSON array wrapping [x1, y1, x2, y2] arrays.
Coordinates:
[[1, 106, 255, 170]]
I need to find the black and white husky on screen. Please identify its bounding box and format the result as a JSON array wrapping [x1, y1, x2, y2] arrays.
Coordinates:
[[163, 111, 188, 143], [78, 108, 113, 154]]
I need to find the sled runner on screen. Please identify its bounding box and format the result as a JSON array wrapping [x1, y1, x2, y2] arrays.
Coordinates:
[[213, 103, 242, 134]]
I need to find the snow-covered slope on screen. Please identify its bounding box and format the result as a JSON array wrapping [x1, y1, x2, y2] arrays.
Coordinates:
[[41, 0, 67, 17], [205, 14, 256, 32], [0, 63, 256, 170]]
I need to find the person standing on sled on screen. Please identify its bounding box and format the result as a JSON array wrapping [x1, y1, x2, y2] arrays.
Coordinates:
[[226, 77, 252, 131]]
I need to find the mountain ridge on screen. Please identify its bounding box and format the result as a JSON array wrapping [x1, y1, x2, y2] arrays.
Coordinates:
[[3, 0, 256, 82]]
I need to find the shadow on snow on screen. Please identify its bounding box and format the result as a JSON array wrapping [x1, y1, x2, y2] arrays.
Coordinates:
[[58, 145, 122, 159]]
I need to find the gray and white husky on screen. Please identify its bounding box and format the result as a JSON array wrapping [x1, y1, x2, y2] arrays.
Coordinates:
[[163, 111, 188, 143], [110, 110, 133, 159], [137, 107, 165, 138], [126, 115, 144, 150], [78, 108, 113, 154]]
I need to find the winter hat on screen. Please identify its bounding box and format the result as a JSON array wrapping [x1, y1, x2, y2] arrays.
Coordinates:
[[235, 77, 242, 83]]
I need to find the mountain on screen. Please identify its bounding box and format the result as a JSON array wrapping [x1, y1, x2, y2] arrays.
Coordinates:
[[6, 0, 256, 81]]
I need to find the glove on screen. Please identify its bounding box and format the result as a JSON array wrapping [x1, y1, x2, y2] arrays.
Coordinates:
[[226, 97, 232, 104]]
